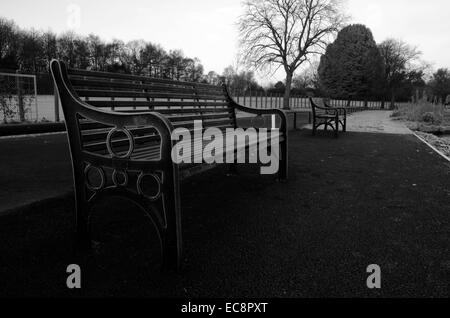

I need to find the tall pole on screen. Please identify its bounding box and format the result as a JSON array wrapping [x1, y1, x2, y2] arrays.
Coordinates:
[[16, 70, 25, 122], [33, 75, 38, 122]]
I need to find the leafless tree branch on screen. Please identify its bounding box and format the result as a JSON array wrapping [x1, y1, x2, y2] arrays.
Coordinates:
[[238, 0, 347, 108]]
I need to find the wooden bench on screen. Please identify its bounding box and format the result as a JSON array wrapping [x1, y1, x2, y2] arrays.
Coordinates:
[[50, 60, 288, 270], [309, 97, 347, 138]]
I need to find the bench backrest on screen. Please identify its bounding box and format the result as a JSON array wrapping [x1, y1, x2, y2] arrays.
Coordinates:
[[66, 68, 235, 130], [309, 97, 329, 116], [53, 60, 236, 158]]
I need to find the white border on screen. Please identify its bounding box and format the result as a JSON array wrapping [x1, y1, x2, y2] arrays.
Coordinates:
[[412, 131, 450, 163]]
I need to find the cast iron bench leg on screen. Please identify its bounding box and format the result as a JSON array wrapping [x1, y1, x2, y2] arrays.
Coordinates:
[[279, 138, 288, 180], [74, 171, 92, 251], [161, 168, 183, 272]]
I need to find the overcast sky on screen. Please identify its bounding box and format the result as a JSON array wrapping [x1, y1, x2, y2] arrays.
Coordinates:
[[1, 0, 449, 83]]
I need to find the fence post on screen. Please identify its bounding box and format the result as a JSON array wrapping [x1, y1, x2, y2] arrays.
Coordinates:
[[16, 70, 25, 122], [265, 91, 268, 109], [33, 75, 38, 122], [257, 90, 260, 109], [261, 90, 264, 109]]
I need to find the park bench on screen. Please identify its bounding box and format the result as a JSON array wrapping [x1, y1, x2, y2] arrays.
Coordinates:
[[50, 60, 288, 270], [309, 97, 347, 138]]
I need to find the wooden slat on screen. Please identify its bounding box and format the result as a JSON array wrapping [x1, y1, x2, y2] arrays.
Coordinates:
[[84, 135, 158, 152], [68, 69, 220, 89], [79, 121, 111, 131], [88, 100, 229, 108], [76, 89, 226, 100], [68, 68, 242, 163], [80, 113, 231, 143], [82, 121, 234, 153], [150, 108, 232, 115], [81, 127, 159, 143], [172, 118, 233, 128], [168, 113, 232, 122], [83, 129, 284, 161], [70, 78, 224, 95]]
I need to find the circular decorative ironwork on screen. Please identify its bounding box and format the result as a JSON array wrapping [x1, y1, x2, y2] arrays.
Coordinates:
[[106, 128, 135, 159], [84, 164, 106, 191], [137, 172, 162, 201], [112, 169, 129, 187]]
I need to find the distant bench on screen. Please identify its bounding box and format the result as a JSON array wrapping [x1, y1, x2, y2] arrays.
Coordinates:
[[310, 98, 347, 138], [50, 60, 288, 270], [286, 98, 363, 132]]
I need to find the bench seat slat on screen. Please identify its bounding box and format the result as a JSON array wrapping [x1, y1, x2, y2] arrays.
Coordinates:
[[81, 114, 232, 143], [83, 130, 283, 160], [82, 122, 235, 152]]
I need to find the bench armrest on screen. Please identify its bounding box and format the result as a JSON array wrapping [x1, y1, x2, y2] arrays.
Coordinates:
[[73, 99, 173, 132], [323, 102, 347, 116], [315, 104, 339, 116], [329, 107, 347, 116], [222, 85, 288, 133], [310, 98, 347, 117], [233, 102, 287, 120], [67, 99, 176, 165], [50, 59, 175, 164]]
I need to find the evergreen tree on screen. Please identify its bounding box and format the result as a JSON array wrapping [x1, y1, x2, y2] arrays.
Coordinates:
[[318, 24, 385, 100]]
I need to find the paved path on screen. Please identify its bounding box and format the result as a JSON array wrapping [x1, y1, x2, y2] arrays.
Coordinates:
[[0, 133, 72, 214], [302, 110, 412, 135], [346, 111, 412, 134]]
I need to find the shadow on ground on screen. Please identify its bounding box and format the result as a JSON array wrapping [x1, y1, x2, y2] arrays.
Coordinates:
[[1, 130, 449, 297]]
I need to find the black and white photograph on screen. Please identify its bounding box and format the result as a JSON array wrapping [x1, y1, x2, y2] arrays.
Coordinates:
[[0, 0, 449, 302]]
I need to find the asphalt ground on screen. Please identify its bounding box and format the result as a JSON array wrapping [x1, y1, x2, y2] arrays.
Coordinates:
[[1, 129, 449, 297]]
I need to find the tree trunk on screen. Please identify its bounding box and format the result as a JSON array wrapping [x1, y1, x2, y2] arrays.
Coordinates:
[[390, 92, 396, 110], [283, 71, 293, 110]]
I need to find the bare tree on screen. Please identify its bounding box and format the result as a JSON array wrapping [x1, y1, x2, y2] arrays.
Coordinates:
[[378, 39, 422, 108], [239, 0, 346, 109], [293, 59, 320, 91], [0, 18, 19, 69]]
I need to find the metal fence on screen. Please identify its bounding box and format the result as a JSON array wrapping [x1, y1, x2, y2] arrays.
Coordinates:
[[1, 91, 406, 124], [0, 72, 38, 123], [232, 94, 404, 110]]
